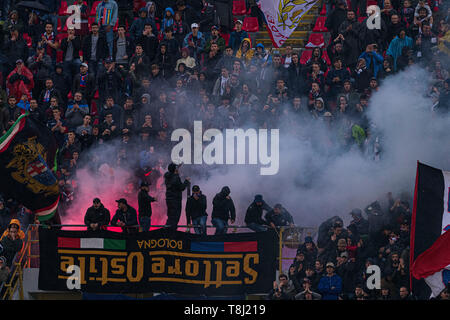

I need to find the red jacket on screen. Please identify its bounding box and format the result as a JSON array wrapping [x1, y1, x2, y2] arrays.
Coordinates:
[[6, 66, 34, 100]]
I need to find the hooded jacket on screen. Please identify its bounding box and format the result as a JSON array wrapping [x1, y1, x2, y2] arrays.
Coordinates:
[[6, 66, 34, 100], [211, 187, 236, 221], [0, 219, 25, 241], [111, 204, 138, 226], [0, 219, 24, 267], [186, 193, 208, 224], [317, 273, 343, 300], [164, 171, 189, 202], [235, 38, 254, 66], [245, 200, 272, 226], [84, 204, 111, 228]]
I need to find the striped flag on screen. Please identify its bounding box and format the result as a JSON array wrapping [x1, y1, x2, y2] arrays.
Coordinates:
[[58, 237, 126, 250], [410, 162, 450, 298]]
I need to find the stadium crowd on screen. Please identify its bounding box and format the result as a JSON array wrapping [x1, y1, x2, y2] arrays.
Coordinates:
[[0, 0, 449, 299]]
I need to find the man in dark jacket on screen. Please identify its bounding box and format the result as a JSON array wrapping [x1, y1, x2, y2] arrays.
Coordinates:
[[72, 63, 96, 104], [325, 0, 348, 40], [348, 208, 369, 236], [0, 199, 11, 235], [245, 194, 272, 232], [111, 198, 139, 233], [164, 163, 190, 231], [82, 23, 109, 77], [138, 181, 156, 232], [337, 10, 360, 69], [185, 185, 208, 235], [211, 186, 236, 235], [60, 28, 82, 80], [265, 204, 294, 230], [84, 198, 111, 231]]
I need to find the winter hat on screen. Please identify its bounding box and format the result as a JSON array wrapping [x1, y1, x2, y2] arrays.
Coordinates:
[[192, 185, 200, 193], [115, 198, 128, 205], [254, 194, 263, 202], [350, 208, 362, 217], [326, 262, 335, 268]]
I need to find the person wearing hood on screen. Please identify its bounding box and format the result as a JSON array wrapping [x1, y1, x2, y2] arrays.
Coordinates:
[[0, 219, 24, 267], [161, 7, 175, 34], [348, 208, 370, 236], [235, 37, 254, 68], [129, 7, 157, 42], [164, 163, 190, 231], [50, 64, 71, 105], [138, 181, 157, 232], [386, 29, 413, 71], [211, 186, 236, 235], [186, 185, 208, 235], [84, 198, 111, 231], [245, 194, 272, 232], [6, 59, 34, 100]]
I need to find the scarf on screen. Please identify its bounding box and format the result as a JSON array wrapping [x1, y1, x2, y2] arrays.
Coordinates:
[[80, 73, 88, 87], [43, 32, 55, 56]]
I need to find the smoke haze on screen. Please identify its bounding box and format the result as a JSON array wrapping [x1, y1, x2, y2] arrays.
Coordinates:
[[63, 66, 450, 230]]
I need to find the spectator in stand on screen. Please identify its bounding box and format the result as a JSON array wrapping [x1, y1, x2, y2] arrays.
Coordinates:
[[386, 29, 413, 71], [138, 181, 157, 232], [72, 63, 96, 105], [84, 198, 111, 231], [161, 7, 175, 34], [337, 10, 360, 70], [265, 204, 294, 230], [267, 273, 297, 300], [0, 199, 11, 235], [82, 22, 109, 77], [185, 184, 208, 235], [6, 59, 34, 100], [295, 278, 322, 300], [61, 27, 82, 81], [65, 91, 89, 129], [3, 28, 28, 76], [183, 23, 205, 60], [229, 20, 248, 53], [235, 38, 254, 68], [244, 194, 272, 232], [129, 7, 157, 42], [326, 0, 348, 41], [318, 262, 343, 300], [164, 163, 190, 231], [95, 0, 119, 56], [38, 78, 63, 112], [211, 186, 235, 235], [0, 219, 23, 268], [111, 198, 139, 233], [113, 25, 134, 68]]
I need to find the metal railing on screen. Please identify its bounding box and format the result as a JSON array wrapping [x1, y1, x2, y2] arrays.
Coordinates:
[[0, 223, 317, 300]]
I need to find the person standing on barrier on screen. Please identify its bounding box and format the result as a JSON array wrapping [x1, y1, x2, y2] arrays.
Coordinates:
[[244, 194, 272, 232], [211, 186, 236, 235], [111, 198, 139, 233], [186, 185, 208, 235], [138, 181, 157, 232], [84, 198, 111, 231], [265, 203, 295, 230], [164, 163, 190, 231]]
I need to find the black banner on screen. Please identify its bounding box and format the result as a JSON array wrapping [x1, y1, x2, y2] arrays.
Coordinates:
[[38, 228, 278, 295]]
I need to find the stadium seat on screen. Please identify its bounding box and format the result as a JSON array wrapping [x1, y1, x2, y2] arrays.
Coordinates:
[[305, 33, 325, 48], [57, 18, 63, 32], [358, 16, 366, 24], [56, 33, 68, 42], [58, 1, 69, 16], [22, 33, 32, 48], [232, 0, 247, 16], [312, 16, 328, 32], [89, 1, 101, 16], [221, 32, 230, 46], [320, 3, 327, 16], [56, 50, 64, 63], [113, 19, 119, 32], [91, 100, 98, 117], [88, 16, 96, 29], [322, 50, 331, 65], [67, 91, 73, 100], [367, 0, 378, 6], [300, 50, 312, 64], [243, 17, 259, 32]]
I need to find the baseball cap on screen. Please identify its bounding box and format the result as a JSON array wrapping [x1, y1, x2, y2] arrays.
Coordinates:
[[340, 252, 349, 258], [191, 23, 199, 29], [211, 25, 219, 30], [15, 59, 23, 64], [236, 19, 243, 25], [81, 63, 88, 68], [116, 198, 128, 205], [93, 198, 101, 204], [326, 262, 335, 268]]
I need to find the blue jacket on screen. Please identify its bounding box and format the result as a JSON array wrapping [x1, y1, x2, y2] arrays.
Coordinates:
[[318, 274, 343, 300], [386, 36, 412, 71], [129, 17, 157, 41], [359, 51, 384, 78]]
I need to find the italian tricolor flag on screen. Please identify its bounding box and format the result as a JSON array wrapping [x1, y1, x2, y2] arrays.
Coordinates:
[[58, 237, 126, 250]]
